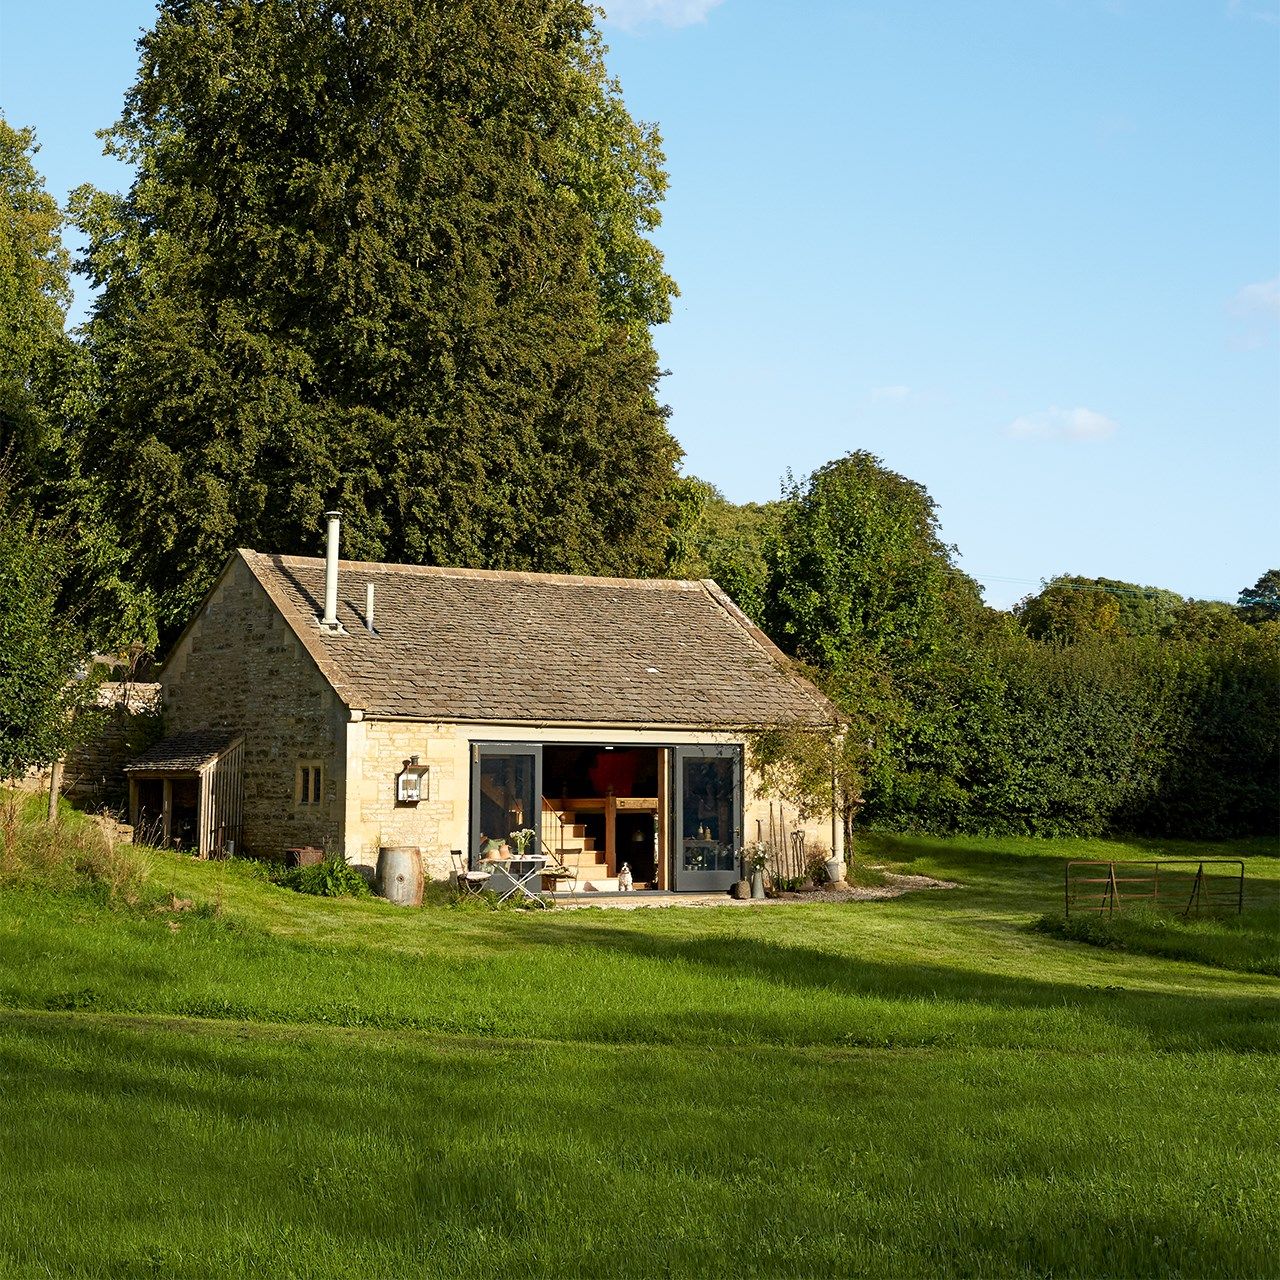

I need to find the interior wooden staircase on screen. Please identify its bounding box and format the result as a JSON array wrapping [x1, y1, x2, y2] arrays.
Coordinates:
[[547, 811, 621, 892], [541, 796, 660, 893]]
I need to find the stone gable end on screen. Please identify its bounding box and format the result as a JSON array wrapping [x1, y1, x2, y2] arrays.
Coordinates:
[[161, 556, 348, 857]]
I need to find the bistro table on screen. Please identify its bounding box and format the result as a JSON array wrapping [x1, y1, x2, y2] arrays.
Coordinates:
[[485, 854, 550, 908]]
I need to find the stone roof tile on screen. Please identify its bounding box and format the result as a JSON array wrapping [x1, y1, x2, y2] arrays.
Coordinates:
[[124, 729, 241, 773]]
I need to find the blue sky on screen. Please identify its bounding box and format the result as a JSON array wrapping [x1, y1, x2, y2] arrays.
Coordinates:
[[2, 1, 1277, 607]]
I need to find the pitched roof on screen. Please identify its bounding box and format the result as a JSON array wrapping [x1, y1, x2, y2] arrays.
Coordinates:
[[239, 551, 835, 728], [124, 729, 242, 774]]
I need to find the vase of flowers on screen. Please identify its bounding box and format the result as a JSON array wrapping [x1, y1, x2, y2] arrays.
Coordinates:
[[509, 827, 536, 857], [744, 843, 769, 899]]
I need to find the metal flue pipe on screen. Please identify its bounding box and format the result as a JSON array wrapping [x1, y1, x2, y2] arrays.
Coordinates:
[[321, 510, 341, 628], [365, 581, 376, 634]]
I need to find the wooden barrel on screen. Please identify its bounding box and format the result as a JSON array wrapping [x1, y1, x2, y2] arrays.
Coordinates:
[[377, 846, 423, 906]]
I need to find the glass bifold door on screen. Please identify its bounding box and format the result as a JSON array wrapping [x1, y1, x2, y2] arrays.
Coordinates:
[[470, 744, 541, 866], [672, 745, 743, 891], [470, 742, 743, 891]]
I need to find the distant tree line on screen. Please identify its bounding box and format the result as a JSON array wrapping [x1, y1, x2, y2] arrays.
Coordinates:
[[675, 460, 1278, 841], [1, 3, 1274, 834]]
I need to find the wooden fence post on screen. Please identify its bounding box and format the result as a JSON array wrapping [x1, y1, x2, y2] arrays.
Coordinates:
[[47, 760, 63, 824]]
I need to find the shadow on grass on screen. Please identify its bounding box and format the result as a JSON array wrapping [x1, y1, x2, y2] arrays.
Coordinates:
[[517, 919, 1280, 1051], [3, 1011, 1274, 1280]]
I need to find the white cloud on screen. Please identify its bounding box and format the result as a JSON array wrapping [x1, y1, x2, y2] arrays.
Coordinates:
[[1227, 0, 1280, 26], [870, 384, 913, 402], [1231, 275, 1280, 316], [1007, 406, 1118, 442], [601, 0, 726, 30], [1228, 275, 1280, 349]]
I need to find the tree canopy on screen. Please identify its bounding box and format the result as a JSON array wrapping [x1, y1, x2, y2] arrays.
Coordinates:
[[0, 478, 95, 784], [0, 115, 72, 466], [1015, 575, 1186, 643], [741, 453, 1276, 842], [762, 451, 977, 673], [3, 9, 1272, 841], [1238, 569, 1280, 625], [666, 478, 778, 623], [74, 0, 682, 636]]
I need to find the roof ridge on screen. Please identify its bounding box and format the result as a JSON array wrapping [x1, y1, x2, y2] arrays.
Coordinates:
[[243, 550, 704, 592]]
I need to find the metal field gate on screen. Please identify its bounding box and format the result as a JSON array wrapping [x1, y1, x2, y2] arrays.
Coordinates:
[[1064, 859, 1245, 919]]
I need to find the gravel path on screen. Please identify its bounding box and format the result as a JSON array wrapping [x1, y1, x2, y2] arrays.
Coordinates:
[[554, 872, 957, 910]]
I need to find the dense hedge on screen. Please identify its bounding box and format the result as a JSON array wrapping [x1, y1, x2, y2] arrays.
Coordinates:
[[863, 625, 1279, 839]]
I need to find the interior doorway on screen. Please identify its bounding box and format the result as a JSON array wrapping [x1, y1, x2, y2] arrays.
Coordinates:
[[540, 745, 663, 889]]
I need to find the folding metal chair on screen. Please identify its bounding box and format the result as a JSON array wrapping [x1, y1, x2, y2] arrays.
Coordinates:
[[539, 846, 579, 902], [450, 849, 493, 896]]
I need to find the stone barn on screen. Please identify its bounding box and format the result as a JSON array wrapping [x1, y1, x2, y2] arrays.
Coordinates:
[[141, 515, 842, 893]]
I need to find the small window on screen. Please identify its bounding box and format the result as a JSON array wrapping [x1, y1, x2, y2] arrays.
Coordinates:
[[297, 762, 324, 807]]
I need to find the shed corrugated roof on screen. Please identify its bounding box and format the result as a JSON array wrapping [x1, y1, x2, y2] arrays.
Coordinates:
[[239, 552, 835, 728], [124, 729, 241, 774]]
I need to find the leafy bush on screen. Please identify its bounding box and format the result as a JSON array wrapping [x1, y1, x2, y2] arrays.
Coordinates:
[[0, 496, 96, 785], [271, 854, 372, 899]]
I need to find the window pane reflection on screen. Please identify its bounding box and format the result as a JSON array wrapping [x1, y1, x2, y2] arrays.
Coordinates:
[[478, 755, 535, 856], [681, 757, 737, 872]]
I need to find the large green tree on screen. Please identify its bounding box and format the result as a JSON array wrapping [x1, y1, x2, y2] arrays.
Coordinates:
[[666, 477, 779, 622], [74, 0, 682, 634], [1237, 569, 1280, 625], [755, 451, 988, 841], [0, 115, 72, 465], [1015, 575, 1185, 643], [762, 451, 977, 673], [0, 116, 152, 653]]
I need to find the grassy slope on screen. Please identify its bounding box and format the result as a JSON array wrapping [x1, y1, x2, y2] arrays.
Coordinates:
[[0, 831, 1277, 1278]]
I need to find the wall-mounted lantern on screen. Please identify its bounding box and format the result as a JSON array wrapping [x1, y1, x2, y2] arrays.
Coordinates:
[[396, 755, 429, 806]]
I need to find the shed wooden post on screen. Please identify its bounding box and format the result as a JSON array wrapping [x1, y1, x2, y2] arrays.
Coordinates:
[[198, 766, 213, 858]]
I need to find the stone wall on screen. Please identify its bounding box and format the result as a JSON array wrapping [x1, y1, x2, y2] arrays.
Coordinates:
[[162, 556, 348, 858], [742, 778, 836, 876], [344, 719, 462, 882], [63, 683, 162, 806]]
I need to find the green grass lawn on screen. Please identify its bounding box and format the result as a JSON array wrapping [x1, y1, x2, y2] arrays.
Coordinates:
[[0, 824, 1277, 1277]]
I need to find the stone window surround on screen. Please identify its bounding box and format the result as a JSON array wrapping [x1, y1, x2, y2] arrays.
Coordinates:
[[296, 761, 324, 808]]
